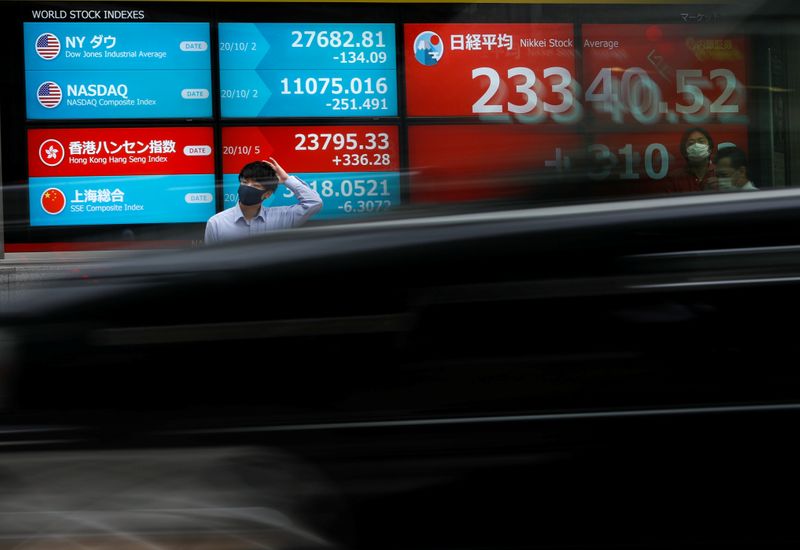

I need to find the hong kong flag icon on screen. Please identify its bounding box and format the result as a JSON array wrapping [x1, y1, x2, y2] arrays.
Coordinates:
[[41, 188, 66, 215]]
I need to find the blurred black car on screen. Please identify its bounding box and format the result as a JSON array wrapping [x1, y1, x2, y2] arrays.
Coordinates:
[[3, 191, 800, 549]]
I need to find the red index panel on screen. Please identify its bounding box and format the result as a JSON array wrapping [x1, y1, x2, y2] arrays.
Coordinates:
[[222, 126, 400, 174], [409, 125, 581, 203], [589, 124, 749, 195], [405, 24, 577, 120], [28, 127, 214, 177], [582, 24, 749, 127]]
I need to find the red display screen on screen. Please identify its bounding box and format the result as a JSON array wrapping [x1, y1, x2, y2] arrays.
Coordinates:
[[221, 126, 400, 174], [8, 13, 763, 252], [409, 124, 748, 202], [408, 125, 582, 203], [404, 24, 577, 121], [582, 24, 749, 127], [28, 127, 214, 177], [588, 124, 749, 195]]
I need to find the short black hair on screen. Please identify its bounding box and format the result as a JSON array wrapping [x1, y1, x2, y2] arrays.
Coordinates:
[[715, 146, 747, 171], [680, 126, 714, 160], [239, 161, 278, 192]]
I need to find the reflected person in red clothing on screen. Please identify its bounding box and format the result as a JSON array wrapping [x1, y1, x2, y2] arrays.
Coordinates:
[[664, 127, 718, 193]]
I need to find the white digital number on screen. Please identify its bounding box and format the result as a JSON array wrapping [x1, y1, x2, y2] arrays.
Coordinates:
[[622, 67, 660, 124], [644, 143, 669, 180], [676, 69, 708, 115], [543, 67, 572, 114], [296, 133, 364, 151], [588, 144, 614, 181], [472, 67, 503, 114], [588, 143, 670, 181], [585, 67, 613, 103], [472, 66, 574, 116], [365, 132, 390, 150], [710, 68, 739, 113], [618, 144, 639, 180], [585, 68, 624, 123], [507, 67, 537, 113]]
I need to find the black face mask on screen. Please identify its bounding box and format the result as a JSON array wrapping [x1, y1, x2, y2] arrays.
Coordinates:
[[238, 184, 267, 206]]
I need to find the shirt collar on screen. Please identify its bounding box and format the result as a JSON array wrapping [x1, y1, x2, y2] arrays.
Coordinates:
[[233, 203, 268, 223], [685, 163, 715, 181]]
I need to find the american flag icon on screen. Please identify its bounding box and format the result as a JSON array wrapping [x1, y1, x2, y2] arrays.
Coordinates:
[[37, 81, 62, 108], [35, 33, 60, 60]]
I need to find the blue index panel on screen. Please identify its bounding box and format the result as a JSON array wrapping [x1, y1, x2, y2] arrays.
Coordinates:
[[29, 174, 216, 226], [223, 172, 401, 219], [24, 22, 211, 71], [219, 23, 396, 70], [219, 22, 398, 118], [220, 69, 397, 118], [26, 70, 212, 119]]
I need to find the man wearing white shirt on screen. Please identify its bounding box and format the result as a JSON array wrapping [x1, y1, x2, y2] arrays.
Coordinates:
[[715, 147, 758, 192], [205, 158, 323, 244]]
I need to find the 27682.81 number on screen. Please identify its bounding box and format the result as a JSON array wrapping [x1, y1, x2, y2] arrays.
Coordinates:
[[290, 30, 387, 49]]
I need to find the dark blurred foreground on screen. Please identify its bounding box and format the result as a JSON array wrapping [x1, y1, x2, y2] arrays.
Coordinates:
[[4, 190, 800, 548]]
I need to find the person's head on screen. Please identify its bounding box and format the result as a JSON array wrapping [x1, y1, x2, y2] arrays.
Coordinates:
[[715, 146, 749, 189], [238, 161, 279, 206], [680, 127, 714, 165]]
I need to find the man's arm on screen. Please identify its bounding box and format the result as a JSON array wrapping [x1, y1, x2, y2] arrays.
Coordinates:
[[204, 217, 218, 244], [263, 157, 323, 227], [282, 175, 323, 227]]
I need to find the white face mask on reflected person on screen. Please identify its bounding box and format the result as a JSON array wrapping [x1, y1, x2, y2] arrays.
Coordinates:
[[686, 142, 711, 162], [717, 177, 734, 190]]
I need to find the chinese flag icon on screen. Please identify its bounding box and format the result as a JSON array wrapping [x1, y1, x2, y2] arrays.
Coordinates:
[[41, 187, 66, 215]]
